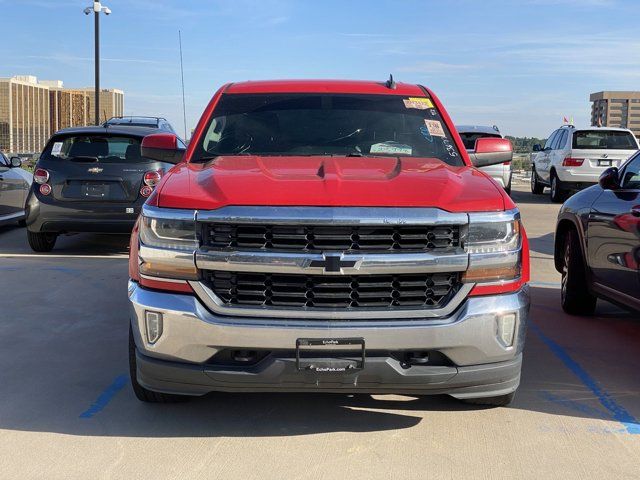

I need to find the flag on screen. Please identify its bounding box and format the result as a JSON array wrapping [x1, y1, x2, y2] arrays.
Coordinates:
[[570, 116, 574, 125], [563, 116, 569, 124]]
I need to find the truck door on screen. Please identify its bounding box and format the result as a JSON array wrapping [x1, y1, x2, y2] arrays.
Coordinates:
[[538, 130, 560, 183]]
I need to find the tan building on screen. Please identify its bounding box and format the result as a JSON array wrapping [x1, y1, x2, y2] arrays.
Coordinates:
[[0, 75, 124, 154], [68, 87, 125, 125], [0, 75, 51, 154], [590, 91, 640, 138]]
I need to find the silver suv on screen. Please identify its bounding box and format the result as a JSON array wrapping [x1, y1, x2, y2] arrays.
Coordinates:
[[457, 125, 513, 194]]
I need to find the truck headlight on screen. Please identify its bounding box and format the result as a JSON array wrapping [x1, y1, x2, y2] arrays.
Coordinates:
[[138, 214, 199, 281], [139, 216, 197, 251], [466, 219, 521, 254], [464, 211, 523, 284]]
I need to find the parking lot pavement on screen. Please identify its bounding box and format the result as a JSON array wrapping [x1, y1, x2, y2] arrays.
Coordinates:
[[0, 184, 638, 479]]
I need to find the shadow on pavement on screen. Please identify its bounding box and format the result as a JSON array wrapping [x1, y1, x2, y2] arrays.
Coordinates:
[[528, 232, 555, 256], [510, 187, 552, 205], [0, 228, 131, 256], [0, 262, 638, 437]]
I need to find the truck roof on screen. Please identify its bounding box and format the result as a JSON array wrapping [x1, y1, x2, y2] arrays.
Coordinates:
[[225, 79, 426, 96]]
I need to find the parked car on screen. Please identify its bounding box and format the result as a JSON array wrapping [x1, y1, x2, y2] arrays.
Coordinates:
[[104, 116, 176, 133], [531, 125, 639, 203], [127, 79, 530, 407], [555, 154, 640, 314], [25, 120, 185, 252], [457, 125, 513, 194], [0, 152, 32, 227]]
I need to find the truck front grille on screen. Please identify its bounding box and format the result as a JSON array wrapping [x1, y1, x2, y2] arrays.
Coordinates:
[[202, 224, 460, 252], [203, 271, 461, 310]]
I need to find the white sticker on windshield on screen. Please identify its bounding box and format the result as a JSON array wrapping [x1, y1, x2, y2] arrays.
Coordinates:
[[424, 120, 445, 137], [51, 142, 63, 156], [370, 142, 413, 156]]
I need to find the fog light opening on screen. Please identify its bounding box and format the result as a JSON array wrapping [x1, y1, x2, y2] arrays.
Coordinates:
[[496, 313, 516, 347], [145, 311, 163, 344]]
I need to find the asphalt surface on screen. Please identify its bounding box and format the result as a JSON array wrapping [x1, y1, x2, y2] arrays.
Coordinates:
[[0, 182, 638, 479]]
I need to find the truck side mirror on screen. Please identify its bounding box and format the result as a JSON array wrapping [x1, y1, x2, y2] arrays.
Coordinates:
[[469, 138, 513, 168], [141, 133, 186, 164], [10, 157, 22, 168], [599, 167, 619, 190]]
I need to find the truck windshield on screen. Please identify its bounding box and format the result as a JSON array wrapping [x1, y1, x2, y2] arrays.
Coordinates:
[[41, 135, 144, 163], [192, 93, 464, 166], [572, 130, 638, 150]]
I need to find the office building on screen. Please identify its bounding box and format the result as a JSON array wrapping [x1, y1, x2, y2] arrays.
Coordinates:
[[590, 91, 640, 138], [0, 75, 124, 154]]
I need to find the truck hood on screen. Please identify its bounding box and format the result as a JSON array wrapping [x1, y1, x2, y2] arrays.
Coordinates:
[[154, 156, 507, 212]]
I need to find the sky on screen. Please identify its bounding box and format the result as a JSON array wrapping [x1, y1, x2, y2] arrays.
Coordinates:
[[2, 0, 640, 138]]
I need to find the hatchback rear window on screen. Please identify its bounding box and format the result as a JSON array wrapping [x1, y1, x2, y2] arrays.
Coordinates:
[[42, 135, 144, 162], [193, 93, 465, 166], [572, 130, 638, 150]]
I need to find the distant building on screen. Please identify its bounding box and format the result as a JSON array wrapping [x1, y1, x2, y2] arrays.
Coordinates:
[[590, 91, 640, 138], [67, 87, 124, 125], [0, 75, 124, 154], [0, 76, 51, 154]]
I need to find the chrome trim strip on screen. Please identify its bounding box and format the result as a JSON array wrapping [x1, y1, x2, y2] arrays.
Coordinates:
[[188, 281, 474, 320], [139, 244, 196, 268], [140, 274, 189, 284], [142, 204, 197, 221], [196, 206, 469, 226], [195, 248, 468, 275], [468, 249, 521, 270], [468, 208, 519, 224]]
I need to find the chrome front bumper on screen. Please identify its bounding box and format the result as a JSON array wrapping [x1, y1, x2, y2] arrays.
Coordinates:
[[128, 281, 529, 396]]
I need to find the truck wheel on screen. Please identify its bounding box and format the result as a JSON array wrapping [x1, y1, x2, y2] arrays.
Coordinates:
[[129, 326, 189, 403], [27, 231, 57, 252], [561, 229, 597, 316], [463, 392, 515, 407], [531, 167, 544, 194], [550, 172, 566, 203]]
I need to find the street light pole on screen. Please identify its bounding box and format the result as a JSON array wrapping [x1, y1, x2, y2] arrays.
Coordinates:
[[94, 4, 100, 125], [84, 1, 111, 125]]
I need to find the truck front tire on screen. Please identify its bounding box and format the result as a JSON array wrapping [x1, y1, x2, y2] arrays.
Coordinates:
[[129, 326, 189, 403]]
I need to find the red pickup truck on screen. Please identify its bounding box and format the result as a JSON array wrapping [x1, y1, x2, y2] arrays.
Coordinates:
[[127, 79, 530, 406]]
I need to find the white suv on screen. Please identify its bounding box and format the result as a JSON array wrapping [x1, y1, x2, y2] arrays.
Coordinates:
[[531, 125, 639, 202]]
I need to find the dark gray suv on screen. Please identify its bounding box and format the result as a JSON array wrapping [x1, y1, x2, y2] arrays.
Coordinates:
[[555, 152, 640, 314]]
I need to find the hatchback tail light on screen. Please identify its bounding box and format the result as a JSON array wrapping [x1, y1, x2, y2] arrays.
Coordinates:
[[140, 185, 153, 197], [143, 170, 163, 187], [34, 168, 50, 184], [39, 184, 52, 195], [563, 156, 584, 167]]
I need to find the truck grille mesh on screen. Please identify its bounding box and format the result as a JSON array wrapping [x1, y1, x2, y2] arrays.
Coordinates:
[[204, 271, 461, 310], [202, 224, 460, 252]]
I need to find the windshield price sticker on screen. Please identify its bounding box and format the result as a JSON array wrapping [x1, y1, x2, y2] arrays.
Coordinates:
[[403, 97, 434, 109], [424, 120, 446, 137], [370, 142, 413, 155], [51, 142, 63, 155]]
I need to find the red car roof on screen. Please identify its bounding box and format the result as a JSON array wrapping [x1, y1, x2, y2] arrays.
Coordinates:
[[225, 79, 426, 96]]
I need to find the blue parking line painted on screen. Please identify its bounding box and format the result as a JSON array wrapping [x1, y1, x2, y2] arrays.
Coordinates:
[[79, 374, 128, 419], [531, 324, 640, 434]]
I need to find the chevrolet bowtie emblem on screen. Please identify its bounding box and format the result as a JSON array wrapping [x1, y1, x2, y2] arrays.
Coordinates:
[[88, 167, 103, 174], [309, 253, 357, 273]]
